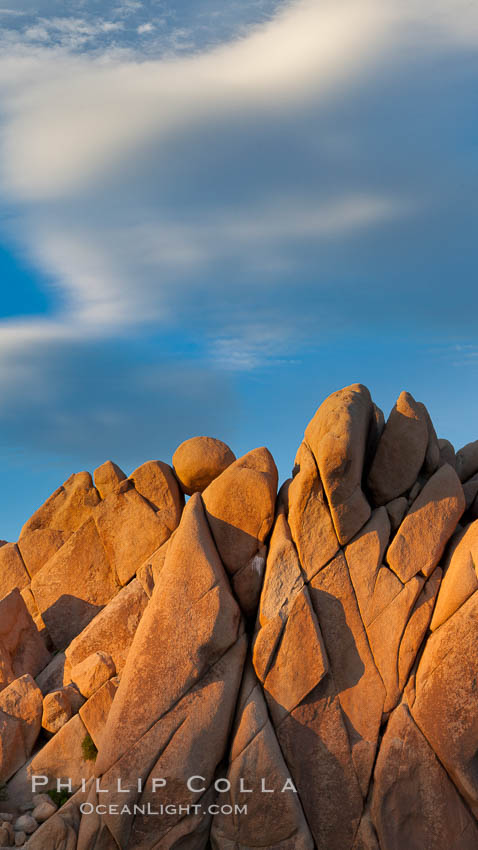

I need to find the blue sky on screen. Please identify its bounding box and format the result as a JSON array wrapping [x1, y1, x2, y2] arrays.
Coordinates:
[[1, 0, 478, 539]]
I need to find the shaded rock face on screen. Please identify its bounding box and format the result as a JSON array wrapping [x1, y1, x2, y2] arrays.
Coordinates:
[[367, 391, 430, 505], [2, 386, 478, 849], [202, 447, 278, 615], [0, 674, 43, 782], [0, 590, 51, 692]]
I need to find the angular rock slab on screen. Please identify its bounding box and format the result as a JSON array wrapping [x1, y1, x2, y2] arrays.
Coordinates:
[[136, 537, 171, 598], [254, 506, 328, 721], [367, 391, 429, 505], [202, 447, 278, 572], [128, 460, 183, 531], [258, 510, 304, 628], [0, 674, 43, 772], [397, 568, 442, 694], [85, 494, 247, 849], [211, 665, 314, 850], [101, 638, 247, 850], [371, 702, 478, 850], [65, 578, 148, 675], [20, 471, 100, 540], [96, 493, 244, 776], [42, 688, 74, 734], [31, 517, 119, 650], [276, 676, 364, 850], [363, 570, 423, 714], [79, 678, 118, 751], [288, 442, 339, 581], [252, 510, 305, 684], [431, 519, 478, 631], [20, 585, 49, 641], [70, 651, 115, 699], [93, 460, 126, 499], [0, 706, 26, 783], [309, 552, 385, 796], [260, 585, 328, 729], [202, 447, 277, 613], [7, 713, 95, 806], [387, 463, 465, 583], [344, 507, 391, 628], [17, 529, 65, 580], [0, 543, 29, 600], [304, 383, 373, 545], [0, 589, 51, 692], [94, 485, 175, 586], [305, 384, 375, 545], [412, 589, 478, 817]]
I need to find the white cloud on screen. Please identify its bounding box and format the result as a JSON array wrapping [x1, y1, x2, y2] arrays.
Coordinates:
[[116, 0, 143, 15], [137, 22, 154, 35], [0, 0, 394, 200], [0, 0, 476, 378], [23, 16, 124, 48], [2, 0, 476, 203]]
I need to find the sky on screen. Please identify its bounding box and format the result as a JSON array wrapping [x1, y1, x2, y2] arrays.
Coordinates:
[[0, 0, 478, 540]]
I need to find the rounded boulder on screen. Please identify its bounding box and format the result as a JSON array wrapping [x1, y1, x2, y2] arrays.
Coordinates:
[[173, 437, 236, 495]]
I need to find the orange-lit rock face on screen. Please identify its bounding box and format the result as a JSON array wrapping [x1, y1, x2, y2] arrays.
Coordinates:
[[173, 436, 236, 495], [3, 388, 478, 849]]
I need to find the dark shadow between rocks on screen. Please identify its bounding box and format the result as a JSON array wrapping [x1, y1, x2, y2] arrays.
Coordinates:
[[200, 513, 271, 624], [42, 595, 105, 650], [308, 587, 365, 690], [201, 513, 267, 575], [273, 678, 364, 850]]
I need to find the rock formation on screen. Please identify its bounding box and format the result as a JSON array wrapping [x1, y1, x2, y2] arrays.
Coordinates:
[[1, 384, 478, 848]]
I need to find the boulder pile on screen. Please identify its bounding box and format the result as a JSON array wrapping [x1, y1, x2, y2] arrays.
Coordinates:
[[1, 389, 477, 849]]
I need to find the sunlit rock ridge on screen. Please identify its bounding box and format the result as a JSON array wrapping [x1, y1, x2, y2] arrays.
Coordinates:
[[1, 384, 478, 849]]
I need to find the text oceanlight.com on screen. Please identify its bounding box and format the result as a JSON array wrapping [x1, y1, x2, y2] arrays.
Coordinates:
[[80, 803, 249, 816]]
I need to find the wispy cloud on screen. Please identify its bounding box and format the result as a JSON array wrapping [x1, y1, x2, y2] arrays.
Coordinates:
[[116, 0, 144, 15], [431, 343, 478, 369], [209, 324, 304, 371], [23, 17, 124, 48]]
